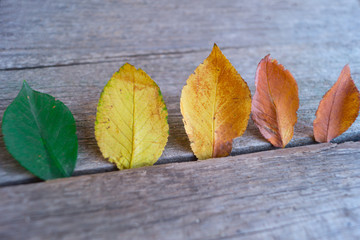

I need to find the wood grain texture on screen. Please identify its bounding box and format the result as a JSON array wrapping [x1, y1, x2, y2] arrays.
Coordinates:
[[1, 1, 360, 238], [1, 0, 360, 69], [0, 142, 359, 240], [1, 43, 360, 186], [1, 0, 360, 186]]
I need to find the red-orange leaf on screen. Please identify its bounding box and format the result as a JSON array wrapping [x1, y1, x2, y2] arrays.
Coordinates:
[[313, 65, 360, 143], [251, 55, 299, 148]]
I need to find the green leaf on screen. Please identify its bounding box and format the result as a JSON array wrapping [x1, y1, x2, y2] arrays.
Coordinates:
[[1, 81, 78, 180]]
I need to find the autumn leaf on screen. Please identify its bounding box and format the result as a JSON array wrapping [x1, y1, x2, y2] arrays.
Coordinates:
[[180, 44, 252, 160], [251, 55, 299, 148], [2, 81, 78, 180], [95, 63, 169, 169], [313, 65, 360, 142]]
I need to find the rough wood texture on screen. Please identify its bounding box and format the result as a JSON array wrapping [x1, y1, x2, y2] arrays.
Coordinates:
[[1, 0, 359, 70], [0, 142, 359, 240], [1, 0, 360, 186], [1, 44, 360, 186]]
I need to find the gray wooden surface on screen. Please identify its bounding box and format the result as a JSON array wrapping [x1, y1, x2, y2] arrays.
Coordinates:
[[1, 0, 360, 238], [1, 0, 358, 70], [1, 142, 359, 240], [1, 0, 360, 185], [2, 44, 360, 185]]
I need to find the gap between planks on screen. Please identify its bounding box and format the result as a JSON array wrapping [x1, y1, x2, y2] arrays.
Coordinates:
[[0, 45, 266, 71], [2, 43, 360, 187], [0, 142, 359, 240], [0, 139, 351, 188]]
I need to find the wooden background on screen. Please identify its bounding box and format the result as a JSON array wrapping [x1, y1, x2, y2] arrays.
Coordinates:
[[1, 0, 360, 239]]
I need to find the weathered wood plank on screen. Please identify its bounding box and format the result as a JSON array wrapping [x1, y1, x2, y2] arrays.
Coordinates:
[[0, 142, 359, 240], [1, 0, 360, 69], [1, 43, 360, 186]]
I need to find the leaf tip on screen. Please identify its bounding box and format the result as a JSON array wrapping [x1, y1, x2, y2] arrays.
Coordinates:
[[258, 54, 275, 69], [211, 43, 222, 55], [120, 62, 136, 72], [341, 64, 352, 79], [263, 54, 278, 65], [22, 80, 31, 90]]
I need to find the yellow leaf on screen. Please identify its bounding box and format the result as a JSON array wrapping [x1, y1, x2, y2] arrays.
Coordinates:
[[95, 63, 169, 169], [180, 44, 252, 160]]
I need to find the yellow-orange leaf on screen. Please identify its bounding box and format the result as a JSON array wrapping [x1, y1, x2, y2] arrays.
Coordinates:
[[251, 55, 299, 148], [313, 65, 360, 142], [95, 63, 169, 169], [180, 44, 251, 160]]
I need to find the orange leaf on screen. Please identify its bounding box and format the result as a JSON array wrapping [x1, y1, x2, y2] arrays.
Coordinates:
[[313, 65, 360, 143], [251, 55, 299, 148], [180, 44, 252, 159]]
